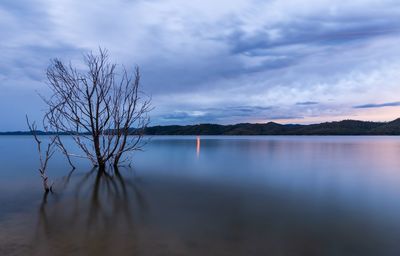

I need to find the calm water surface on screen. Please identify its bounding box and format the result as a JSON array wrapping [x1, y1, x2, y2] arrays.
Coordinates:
[[1, 136, 400, 255]]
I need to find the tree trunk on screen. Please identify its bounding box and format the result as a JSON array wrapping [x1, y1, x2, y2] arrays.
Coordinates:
[[93, 134, 104, 170], [113, 153, 121, 168], [42, 175, 50, 192]]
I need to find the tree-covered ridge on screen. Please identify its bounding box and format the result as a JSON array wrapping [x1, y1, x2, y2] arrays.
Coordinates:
[[3, 118, 400, 136], [143, 119, 400, 135]]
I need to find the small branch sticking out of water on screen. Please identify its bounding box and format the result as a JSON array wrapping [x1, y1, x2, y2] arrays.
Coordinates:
[[26, 115, 57, 192]]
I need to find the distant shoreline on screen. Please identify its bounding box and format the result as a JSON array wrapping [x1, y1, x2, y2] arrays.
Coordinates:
[[2, 118, 400, 136]]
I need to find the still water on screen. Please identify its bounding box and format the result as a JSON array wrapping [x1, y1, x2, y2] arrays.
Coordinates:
[[1, 136, 400, 255]]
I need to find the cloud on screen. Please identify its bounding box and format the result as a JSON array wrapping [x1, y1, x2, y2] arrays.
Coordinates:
[[353, 101, 400, 109], [296, 101, 319, 106], [161, 105, 272, 122], [158, 105, 304, 124]]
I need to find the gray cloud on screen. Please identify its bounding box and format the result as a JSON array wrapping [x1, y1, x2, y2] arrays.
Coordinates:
[[353, 102, 400, 109], [229, 21, 400, 56], [296, 101, 319, 106], [158, 105, 303, 124]]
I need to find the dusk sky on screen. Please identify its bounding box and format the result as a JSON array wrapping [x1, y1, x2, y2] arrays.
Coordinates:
[[1, 0, 400, 130]]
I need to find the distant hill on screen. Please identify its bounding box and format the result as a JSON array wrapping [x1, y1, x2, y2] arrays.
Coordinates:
[[144, 118, 400, 135], [2, 119, 400, 136]]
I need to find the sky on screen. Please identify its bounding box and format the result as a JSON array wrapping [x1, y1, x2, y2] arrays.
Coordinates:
[[1, 0, 400, 130]]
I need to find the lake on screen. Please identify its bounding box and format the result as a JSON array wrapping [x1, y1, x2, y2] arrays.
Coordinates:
[[1, 135, 400, 255]]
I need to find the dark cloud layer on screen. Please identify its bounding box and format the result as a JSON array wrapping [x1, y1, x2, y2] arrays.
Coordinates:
[[296, 101, 319, 106], [160, 105, 301, 124], [353, 102, 400, 109]]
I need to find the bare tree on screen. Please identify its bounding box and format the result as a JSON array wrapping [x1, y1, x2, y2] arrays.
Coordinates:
[[42, 48, 151, 171], [26, 116, 56, 192]]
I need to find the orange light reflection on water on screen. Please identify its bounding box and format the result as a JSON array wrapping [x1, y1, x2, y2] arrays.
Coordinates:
[[196, 136, 200, 158]]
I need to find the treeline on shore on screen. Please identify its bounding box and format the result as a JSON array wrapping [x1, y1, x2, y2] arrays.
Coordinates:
[[4, 118, 400, 136]]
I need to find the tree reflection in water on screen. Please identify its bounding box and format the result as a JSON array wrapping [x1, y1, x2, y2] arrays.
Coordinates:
[[32, 167, 149, 256]]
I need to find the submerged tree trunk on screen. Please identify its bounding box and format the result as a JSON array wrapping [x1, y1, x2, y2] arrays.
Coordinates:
[[113, 154, 122, 168], [42, 175, 51, 193]]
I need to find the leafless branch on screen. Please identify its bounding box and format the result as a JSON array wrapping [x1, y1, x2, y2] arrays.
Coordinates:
[[26, 115, 56, 192], [41, 48, 151, 171]]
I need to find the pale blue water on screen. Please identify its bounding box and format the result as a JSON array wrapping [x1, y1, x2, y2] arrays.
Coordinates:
[[1, 136, 400, 255]]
